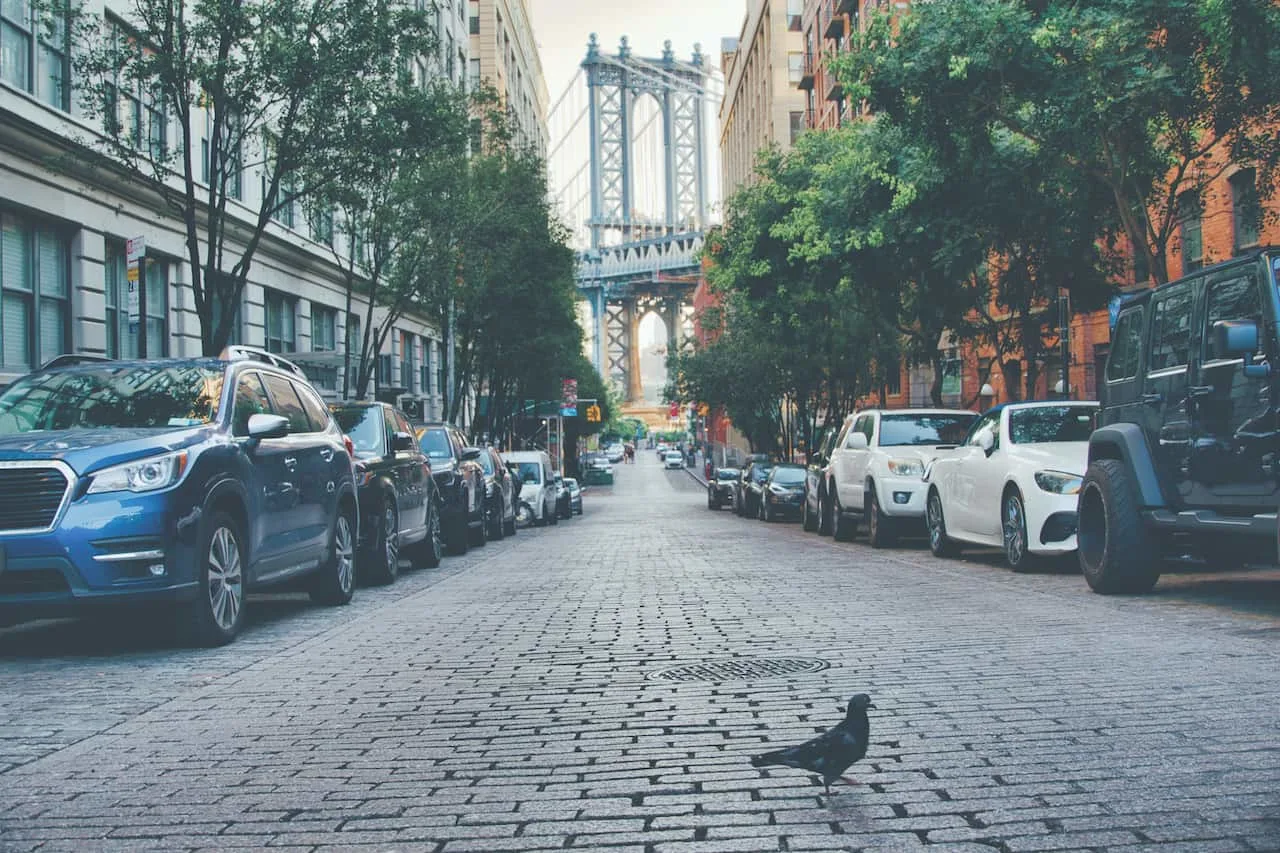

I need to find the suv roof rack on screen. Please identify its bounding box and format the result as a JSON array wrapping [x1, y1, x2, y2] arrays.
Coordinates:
[[40, 354, 116, 371], [220, 345, 307, 379]]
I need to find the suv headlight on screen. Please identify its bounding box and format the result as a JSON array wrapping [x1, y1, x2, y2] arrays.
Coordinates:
[[1034, 470, 1083, 495], [886, 458, 924, 477], [87, 450, 189, 494]]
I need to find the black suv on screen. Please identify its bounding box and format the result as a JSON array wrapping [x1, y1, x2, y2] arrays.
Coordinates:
[[1079, 248, 1280, 593], [415, 422, 485, 555], [331, 402, 443, 585]]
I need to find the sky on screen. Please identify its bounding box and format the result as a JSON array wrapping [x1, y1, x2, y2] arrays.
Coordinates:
[[528, 0, 748, 108]]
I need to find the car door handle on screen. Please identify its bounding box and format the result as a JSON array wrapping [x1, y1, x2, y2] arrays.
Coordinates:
[[284, 456, 298, 469], [1142, 393, 1163, 405], [1187, 385, 1214, 398], [320, 448, 335, 462]]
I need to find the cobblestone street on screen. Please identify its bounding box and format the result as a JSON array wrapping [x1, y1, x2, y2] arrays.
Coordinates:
[[2, 454, 1280, 852]]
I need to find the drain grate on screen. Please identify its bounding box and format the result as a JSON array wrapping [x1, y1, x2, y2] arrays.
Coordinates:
[[648, 657, 830, 683]]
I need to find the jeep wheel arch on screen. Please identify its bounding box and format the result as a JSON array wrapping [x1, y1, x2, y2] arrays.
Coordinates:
[[1088, 422, 1166, 508]]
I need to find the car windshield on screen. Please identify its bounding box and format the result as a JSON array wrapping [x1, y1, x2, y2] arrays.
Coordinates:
[[0, 364, 224, 434], [331, 406, 383, 457], [716, 469, 739, 481], [771, 467, 805, 485], [665, 452, 682, 459], [516, 462, 541, 483], [1009, 406, 1097, 444], [879, 414, 976, 447], [564, 478, 579, 491], [751, 465, 773, 483], [418, 428, 452, 459]]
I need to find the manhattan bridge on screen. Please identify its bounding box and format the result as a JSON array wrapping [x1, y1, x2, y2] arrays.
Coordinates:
[[548, 34, 723, 414]]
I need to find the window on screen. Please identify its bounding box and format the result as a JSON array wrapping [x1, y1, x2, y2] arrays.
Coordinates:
[[787, 51, 803, 85], [264, 289, 296, 353], [1107, 308, 1144, 382], [311, 304, 336, 351], [1231, 169, 1260, 252], [104, 242, 168, 358], [884, 359, 901, 396], [1133, 242, 1150, 286], [0, 211, 68, 371], [1148, 285, 1193, 371], [346, 312, 361, 356], [201, 102, 242, 200], [306, 204, 333, 246], [940, 349, 962, 396], [231, 372, 271, 436], [469, 13, 478, 34], [1178, 190, 1203, 272], [1, 0, 69, 109], [294, 382, 331, 432], [880, 413, 975, 447], [261, 373, 310, 433], [787, 0, 802, 30], [967, 410, 1000, 452], [848, 414, 871, 446], [1207, 273, 1261, 356], [105, 19, 166, 158], [1008, 406, 1096, 445], [400, 331, 414, 392]]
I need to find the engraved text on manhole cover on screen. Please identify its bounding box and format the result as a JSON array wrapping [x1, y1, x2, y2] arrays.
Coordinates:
[[648, 657, 830, 682]]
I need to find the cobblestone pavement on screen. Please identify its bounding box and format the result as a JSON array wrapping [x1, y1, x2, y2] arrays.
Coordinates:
[[2, 453, 1280, 852]]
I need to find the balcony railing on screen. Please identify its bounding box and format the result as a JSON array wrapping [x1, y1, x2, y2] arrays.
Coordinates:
[[799, 52, 816, 90], [824, 0, 847, 39]]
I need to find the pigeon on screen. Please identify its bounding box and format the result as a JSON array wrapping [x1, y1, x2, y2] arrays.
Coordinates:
[[749, 694, 874, 794]]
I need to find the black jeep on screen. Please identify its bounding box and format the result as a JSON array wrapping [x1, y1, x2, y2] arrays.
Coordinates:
[[1078, 248, 1280, 593]]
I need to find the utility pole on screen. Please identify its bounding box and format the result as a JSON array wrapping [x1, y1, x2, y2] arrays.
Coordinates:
[[1059, 291, 1071, 399]]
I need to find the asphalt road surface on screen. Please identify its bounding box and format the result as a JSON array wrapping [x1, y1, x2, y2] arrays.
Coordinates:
[[1, 453, 1279, 852]]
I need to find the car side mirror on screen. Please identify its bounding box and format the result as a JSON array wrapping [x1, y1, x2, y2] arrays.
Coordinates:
[[247, 413, 289, 442], [391, 431, 414, 452], [1212, 319, 1270, 377], [977, 431, 995, 456], [460, 447, 482, 462], [849, 433, 869, 450]]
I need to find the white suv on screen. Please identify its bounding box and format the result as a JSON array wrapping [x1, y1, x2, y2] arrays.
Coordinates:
[[820, 408, 977, 547]]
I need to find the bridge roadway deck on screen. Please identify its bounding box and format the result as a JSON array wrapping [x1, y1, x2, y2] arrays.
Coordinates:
[[1, 454, 1279, 851]]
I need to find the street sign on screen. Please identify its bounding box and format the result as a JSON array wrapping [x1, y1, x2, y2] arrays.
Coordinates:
[[560, 406, 577, 417], [126, 236, 144, 329]]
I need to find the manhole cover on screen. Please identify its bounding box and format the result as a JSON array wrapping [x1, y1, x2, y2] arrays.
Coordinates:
[[648, 657, 830, 682]]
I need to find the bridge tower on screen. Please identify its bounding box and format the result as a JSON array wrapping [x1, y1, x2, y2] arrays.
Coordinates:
[[579, 34, 709, 406]]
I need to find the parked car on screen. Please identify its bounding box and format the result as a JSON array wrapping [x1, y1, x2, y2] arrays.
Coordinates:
[[734, 459, 774, 518], [331, 401, 443, 585], [707, 467, 740, 510], [0, 349, 359, 646], [477, 447, 518, 539], [564, 477, 583, 514], [760, 463, 807, 521], [415, 422, 486, 554], [552, 472, 573, 519], [821, 408, 977, 547], [1079, 248, 1280, 593], [663, 450, 685, 470], [503, 450, 558, 527], [803, 430, 839, 533], [605, 444, 625, 464], [924, 401, 1099, 570]]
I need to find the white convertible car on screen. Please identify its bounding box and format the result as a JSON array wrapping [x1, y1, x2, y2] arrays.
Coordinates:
[[923, 400, 1099, 571]]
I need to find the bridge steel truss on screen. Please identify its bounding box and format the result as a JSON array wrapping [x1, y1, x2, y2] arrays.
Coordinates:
[[578, 34, 709, 404]]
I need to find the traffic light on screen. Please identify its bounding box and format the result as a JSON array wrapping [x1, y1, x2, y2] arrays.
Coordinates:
[[697, 403, 709, 417], [669, 401, 680, 418], [586, 404, 601, 423]]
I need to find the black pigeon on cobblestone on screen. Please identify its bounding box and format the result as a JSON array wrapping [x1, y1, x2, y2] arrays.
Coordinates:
[[750, 694, 874, 794]]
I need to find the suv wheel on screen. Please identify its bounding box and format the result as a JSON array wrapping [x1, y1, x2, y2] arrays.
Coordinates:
[[184, 511, 246, 646], [817, 489, 833, 536], [708, 488, 719, 510], [445, 506, 469, 556], [926, 489, 960, 558], [504, 504, 518, 536], [310, 509, 356, 606], [802, 493, 818, 532], [549, 499, 560, 525], [865, 487, 896, 549], [1078, 459, 1160, 594], [1002, 489, 1033, 573], [363, 499, 399, 586], [407, 499, 444, 569], [487, 498, 505, 541], [470, 504, 489, 546]]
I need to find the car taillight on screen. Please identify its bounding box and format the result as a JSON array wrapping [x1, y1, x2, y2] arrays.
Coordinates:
[[343, 435, 355, 457]]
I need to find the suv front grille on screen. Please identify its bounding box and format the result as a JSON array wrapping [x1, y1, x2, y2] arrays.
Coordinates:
[[0, 465, 71, 533]]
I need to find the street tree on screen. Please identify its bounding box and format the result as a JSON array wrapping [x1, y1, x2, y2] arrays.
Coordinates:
[[63, 0, 438, 353]]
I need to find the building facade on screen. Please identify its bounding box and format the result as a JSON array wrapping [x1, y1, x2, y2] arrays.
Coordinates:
[[718, 0, 808, 196], [0, 0, 458, 419], [467, 0, 549, 157]]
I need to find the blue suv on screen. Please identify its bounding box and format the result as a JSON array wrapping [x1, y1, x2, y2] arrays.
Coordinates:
[[0, 348, 359, 645]]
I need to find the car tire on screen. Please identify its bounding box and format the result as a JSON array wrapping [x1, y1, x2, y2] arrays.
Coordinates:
[[470, 505, 488, 547], [487, 498, 505, 541], [818, 488, 834, 537], [406, 499, 444, 569], [445, 508, 469, 555], [1002, 489, 1034, 573], [549, 500, 559, 525], [183, 510, 247, 647], [362, 497, 400, 586], [865, 486, 896, 549], [802, 494, 818, 532], [926, 488, 960, 558], [761, 499, 771, 522], [708, 489, 719, 510], [517, 501, 536, 528], [1077, 459, 1160, 594], [309, 509, 357, 606], [832, 493, 855, 542]]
